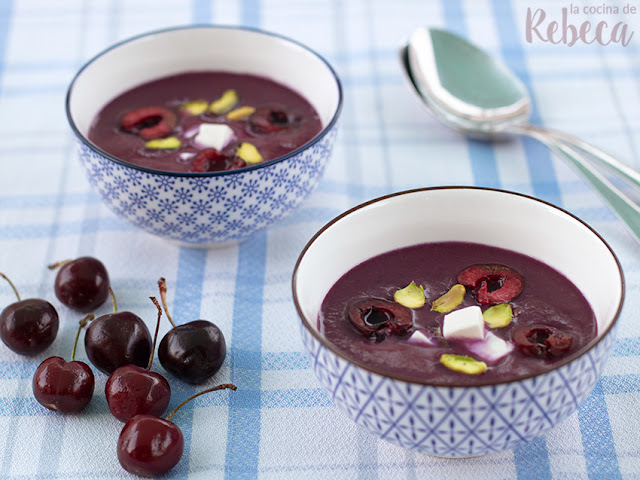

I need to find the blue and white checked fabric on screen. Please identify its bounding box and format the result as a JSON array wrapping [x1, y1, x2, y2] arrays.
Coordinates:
[[0, 1, 639, 478]]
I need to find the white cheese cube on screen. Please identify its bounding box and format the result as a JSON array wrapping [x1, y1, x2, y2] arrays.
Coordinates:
[[442, 306, 485, 340], [466, 331, 514, 362], [194, 123, 235, 150], [406, 329, 435, 347]]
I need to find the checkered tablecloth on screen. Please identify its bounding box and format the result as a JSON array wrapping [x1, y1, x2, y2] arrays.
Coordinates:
[[0, 1, 638, 478]]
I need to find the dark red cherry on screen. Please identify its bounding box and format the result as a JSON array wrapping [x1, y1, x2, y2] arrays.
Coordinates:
[[157, 278, 227, 384], [117, 415, 184, 477], [159, 320, 226, 384], [120, 106, 177, 140], [106, 297, 170, 422], [512, 325, 573, 359], [248, 106, 300, 134], [348, 298, 413, 340], [457, 264, 525, 305], [32, 314, 95, 413], [117, 383, 237, 477], [0, 273, 59, 355], [85, 311, 152, 375], [50, 256, 110, 313], [191, 148, 245, 172], [106, 365, 170, 422]]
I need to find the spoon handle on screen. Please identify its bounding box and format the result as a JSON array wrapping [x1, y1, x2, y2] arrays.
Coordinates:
[[518, 128, 640, 243], [511, 125, 640, 191]]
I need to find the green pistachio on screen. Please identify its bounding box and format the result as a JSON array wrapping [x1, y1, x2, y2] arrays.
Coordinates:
[[440, 354, 487, 375], [431, 284, 466, 313], [483, 303, 513, 328], [180, 99, 209, 115], [145, 136, 181, 150], [209, 89, 239, 114], [226, 106, 256, 121], [236, 142, 263, 164], [393, 281, 425, 309]]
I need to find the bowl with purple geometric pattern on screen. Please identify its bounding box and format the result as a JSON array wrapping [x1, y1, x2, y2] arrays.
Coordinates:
[[66, 26, 342, 246], [292, 187, 624, 457]]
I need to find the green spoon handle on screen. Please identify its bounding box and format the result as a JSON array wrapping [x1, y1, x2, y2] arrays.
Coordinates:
[[519, 127, 640, 243], [512, 124, 640, 191]]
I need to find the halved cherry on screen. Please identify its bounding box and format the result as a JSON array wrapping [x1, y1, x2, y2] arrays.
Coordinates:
[[191, 149, 245, 172], [457, 264, 524, 305], [248, 107, 300, 134], [512, 325, 573, 359], [121, 107, 177, 141], [348, 298, 412, 340]]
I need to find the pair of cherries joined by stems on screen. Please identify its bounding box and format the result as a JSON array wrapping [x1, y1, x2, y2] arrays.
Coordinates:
[[0, 256, 108, 356]]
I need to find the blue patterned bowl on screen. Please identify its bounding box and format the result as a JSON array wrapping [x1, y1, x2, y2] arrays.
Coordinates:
[[292, 187, 624, 457], [66, 26, 342, 246]]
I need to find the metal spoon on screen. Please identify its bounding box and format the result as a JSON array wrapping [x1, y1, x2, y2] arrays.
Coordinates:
[[400, 27, 640, 241]]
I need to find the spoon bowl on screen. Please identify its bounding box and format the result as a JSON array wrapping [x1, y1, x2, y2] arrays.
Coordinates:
[[401, 26, 640, 242]]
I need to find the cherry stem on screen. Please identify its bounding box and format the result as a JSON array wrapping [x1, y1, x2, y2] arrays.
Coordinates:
[[71, 313, 94, 362], [165, 383, 237, 422], [108, 286, 117, 313], [158, 277, 177, 328], [47, 259, 71, 270], [148, 297, 163, 371], [0, 272, 21, 302]]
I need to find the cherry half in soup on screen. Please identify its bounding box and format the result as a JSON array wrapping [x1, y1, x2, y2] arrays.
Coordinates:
[[105, 297, 171, 422], [157, 278, 226, 384], [0, 272, 59, 355], [32, 314, 95, 413], [84, 288, 152, 375], [50, 256, 110, 313], [117, 383, 237, 477]]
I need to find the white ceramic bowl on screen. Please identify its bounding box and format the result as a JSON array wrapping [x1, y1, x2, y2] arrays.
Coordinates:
[[292, 186, 624, 457], [66, 26, 342, 246]]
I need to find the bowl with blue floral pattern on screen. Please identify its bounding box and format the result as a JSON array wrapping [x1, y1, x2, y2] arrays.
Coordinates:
[[292, 187, 624, 457], [66, 26, 342, 246]]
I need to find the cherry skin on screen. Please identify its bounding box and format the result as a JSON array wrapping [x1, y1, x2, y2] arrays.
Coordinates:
[[33, 357, 94, 413], [32, 313, 95, 413], [105, 297, 171, 422], [106, 365, 171, 422], [117, 415, 184, 478], [347, 298, 412, 340], [84, 311, 152, 375], [116, 383, 237, 477], [1, 298, 59, 355], [51, 257, 110, 313], [157, 278, 226, 384], [158, 320, 226, 384]]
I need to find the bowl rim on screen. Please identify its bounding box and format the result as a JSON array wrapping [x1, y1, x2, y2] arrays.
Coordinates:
[[292, 186, 626, 387], [65, 24, 343, 178]]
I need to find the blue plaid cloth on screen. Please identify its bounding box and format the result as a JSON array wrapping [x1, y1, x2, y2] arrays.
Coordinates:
[[0, 1, 638, 478]]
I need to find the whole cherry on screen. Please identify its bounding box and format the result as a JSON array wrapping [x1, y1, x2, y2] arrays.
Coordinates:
[[105, 297, 171, 422], [0, 272, 59, 355], [84, 288, 152, 375], [157, 278, 227, 384], [32, 313, 95, 413], [49, 256, 110, 313], [117, 383, 237, 477]]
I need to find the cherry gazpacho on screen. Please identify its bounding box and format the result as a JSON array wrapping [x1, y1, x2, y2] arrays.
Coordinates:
[[88, 71, 323, 173], [318, 241, 597, 385]]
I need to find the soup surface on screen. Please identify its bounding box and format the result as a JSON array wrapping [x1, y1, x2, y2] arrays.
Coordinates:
[[319, 241, 597, 385], [88, 71, 322, 173]]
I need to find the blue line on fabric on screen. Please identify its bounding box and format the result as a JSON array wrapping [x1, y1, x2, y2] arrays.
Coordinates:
[[242, 0, 260, 28], [442, 0, 501, 189], [225, 230, 266, 480], [192, 0, 211, 23], [491, 0, 563, 206], [168, 246, 208, 480], [578, 381, 623, 479]]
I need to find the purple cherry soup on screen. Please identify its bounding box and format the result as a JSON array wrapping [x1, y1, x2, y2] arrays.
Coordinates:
[[319, 241, 597, 386], [87, 71, 322, 173]]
